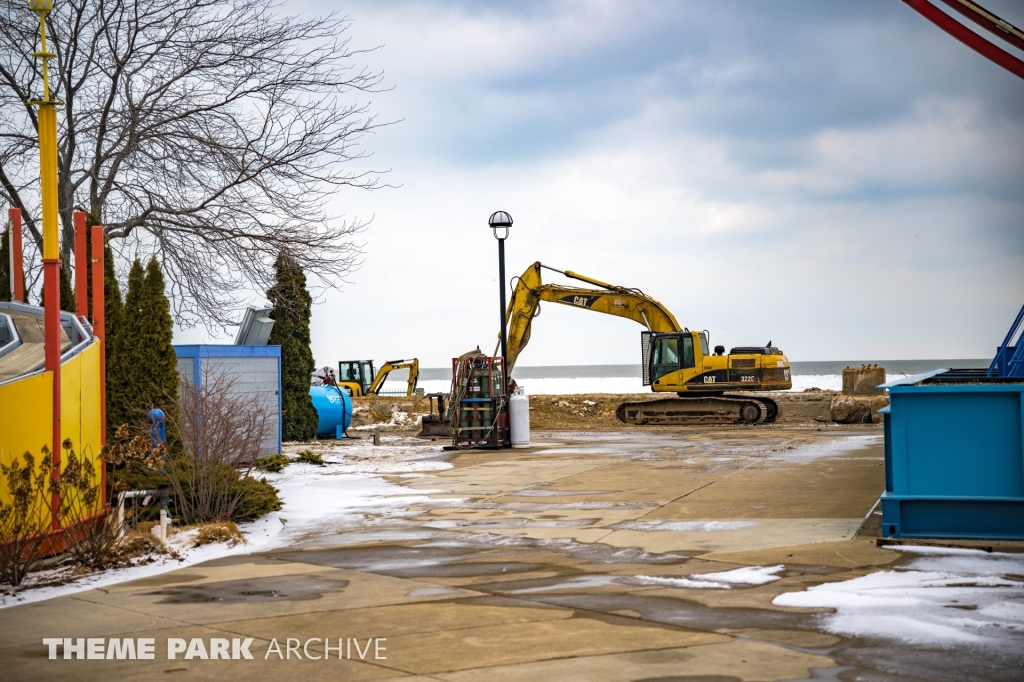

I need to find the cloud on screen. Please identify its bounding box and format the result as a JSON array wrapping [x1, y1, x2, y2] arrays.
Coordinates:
[[177, 0, 1024, 366]]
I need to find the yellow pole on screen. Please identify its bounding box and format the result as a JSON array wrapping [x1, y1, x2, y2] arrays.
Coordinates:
[[38, 105, 58, 259], [29, 0, 63, 531]]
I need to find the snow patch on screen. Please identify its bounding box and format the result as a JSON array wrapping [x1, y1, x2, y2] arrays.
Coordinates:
[[772, 548, 1024, 648], [635, 564, 785, 589], [2, 438, 451, 608]]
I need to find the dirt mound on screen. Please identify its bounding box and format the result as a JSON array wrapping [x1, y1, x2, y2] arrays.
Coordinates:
[[351, 390, 865, 432]]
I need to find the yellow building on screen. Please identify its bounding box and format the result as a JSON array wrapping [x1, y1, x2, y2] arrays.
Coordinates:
[[0, 301, 105, 542]]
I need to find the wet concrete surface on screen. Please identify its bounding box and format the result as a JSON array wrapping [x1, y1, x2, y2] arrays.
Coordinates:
[[2, 424, 1023, 681], [150, 574, 351, 604]]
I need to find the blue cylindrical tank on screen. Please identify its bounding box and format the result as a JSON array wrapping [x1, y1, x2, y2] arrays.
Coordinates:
[[309, 386, 353, 438]]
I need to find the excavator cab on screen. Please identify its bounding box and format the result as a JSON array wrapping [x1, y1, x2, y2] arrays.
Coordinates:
[[643, 332, 702, 383], [649, 333, 696, 381], [337, 358, 421, 397], [338, 360, 375, 397]]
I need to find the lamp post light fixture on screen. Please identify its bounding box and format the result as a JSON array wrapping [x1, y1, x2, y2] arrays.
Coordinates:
[[488, 211, 513, 396]]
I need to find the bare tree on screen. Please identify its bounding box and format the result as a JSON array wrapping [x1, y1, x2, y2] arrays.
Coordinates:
[[0, 0, 389, 326]]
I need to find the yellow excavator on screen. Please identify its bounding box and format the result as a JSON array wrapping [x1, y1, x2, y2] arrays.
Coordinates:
[[337, 358, 420, 397], [506, 262, 791, 424]]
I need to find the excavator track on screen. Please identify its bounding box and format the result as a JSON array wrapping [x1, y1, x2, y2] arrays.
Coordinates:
[[615, 394, 779, 426]]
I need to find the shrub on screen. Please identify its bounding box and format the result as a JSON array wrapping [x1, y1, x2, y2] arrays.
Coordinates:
[[0, 449, 54, 586], [231, 477, 282, 522], [296, 450, 323, 466], [255, 453, 290, 473], [192, 521, 246, 548], [166, 370, 281, 524], [117, 529, 164, 560], [55, 439, 123, 571]]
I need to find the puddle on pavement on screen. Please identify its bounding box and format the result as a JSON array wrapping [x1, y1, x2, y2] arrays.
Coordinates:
[[508, 489, 615, 497], [272, 541, 541, 579], [824, 637, 1024, 682], [630, 677, 742, 682], [610, 520, 758, 533], [150, 574, 348, 604], [312, 530, 435, 547], [460, 500, 658, 511], [496, 574, 628, 594], [424, 518, 598, 530], [528, 591, 812, 632]]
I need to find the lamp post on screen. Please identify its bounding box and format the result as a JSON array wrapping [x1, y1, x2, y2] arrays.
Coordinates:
[[488, 211, 512, 396], [28, 0, 62, 530]]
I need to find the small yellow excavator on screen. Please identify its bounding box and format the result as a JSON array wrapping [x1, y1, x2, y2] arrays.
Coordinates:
[[337, 358, 420, 397], [506, 262, 791, 424]]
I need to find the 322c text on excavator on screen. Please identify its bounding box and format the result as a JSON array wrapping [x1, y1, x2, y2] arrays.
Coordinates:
[[505, 262, 791, 425]]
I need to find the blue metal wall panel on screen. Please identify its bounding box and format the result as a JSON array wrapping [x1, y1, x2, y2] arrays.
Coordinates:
[[172, 344, 283, 454], [899, 499, 1024, 539], [902, 392, 1022, 498]]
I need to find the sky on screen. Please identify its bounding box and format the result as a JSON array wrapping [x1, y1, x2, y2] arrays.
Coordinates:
[[174, 0, 1024, 368]]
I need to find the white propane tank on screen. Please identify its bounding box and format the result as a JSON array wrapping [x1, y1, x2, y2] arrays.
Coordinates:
[[509, 386, 531, 448]]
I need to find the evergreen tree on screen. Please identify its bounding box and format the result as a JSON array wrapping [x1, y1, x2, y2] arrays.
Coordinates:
[[102, 240, 122, 335], [107, 256, 177, 433], [266, 252, 318, 442], [74, 219, 124, 430], [37, 257, 78, 312], [60, 261, 76, 312]]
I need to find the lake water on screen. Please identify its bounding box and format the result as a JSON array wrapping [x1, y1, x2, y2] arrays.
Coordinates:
[[399, 359, 991, 395]]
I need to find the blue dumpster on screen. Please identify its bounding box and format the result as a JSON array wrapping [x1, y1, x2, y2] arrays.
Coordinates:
[[880, 368, 1024, 540]]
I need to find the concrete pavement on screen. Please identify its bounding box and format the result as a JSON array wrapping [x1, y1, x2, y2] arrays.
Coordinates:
[[5, 424, 1010, 681]]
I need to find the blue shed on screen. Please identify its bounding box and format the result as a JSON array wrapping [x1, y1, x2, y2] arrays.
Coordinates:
[[173, 344, 283, 456]]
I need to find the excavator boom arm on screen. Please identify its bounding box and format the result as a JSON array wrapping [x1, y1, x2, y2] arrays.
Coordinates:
[[505, 262, 682, 372], [369, 358, 420, 395]]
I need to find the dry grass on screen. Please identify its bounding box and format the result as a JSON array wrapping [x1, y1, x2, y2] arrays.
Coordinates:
[[117, 530, 165, 560], [190, 521, 246, 548]]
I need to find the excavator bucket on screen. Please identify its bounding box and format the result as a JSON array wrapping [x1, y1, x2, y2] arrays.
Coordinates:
[[417, 392, 453, 438]]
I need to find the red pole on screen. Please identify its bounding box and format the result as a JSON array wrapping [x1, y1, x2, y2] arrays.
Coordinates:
[[44, 255, 61, 531], [91, 224, 106, 511], [92, 225, 105, 444], [74, 211, 88, 318], [7, 207, 24, 302], [903, 0, 1024, 79], [938, 0, 1024, 53]]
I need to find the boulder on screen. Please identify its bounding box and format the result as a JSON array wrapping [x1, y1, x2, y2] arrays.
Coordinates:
[[349, 407, 373, 427], [830, 395, 872, 424], [369, 402, 394, 423], [870, 395, 890, 424]]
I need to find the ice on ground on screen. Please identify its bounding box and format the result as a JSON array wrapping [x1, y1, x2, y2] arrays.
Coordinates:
[[771, 434, 881, 464], [635, 565, 785, 590], [349, 410, 422, 431], [1, 438, 452, 609], [301, 441, 453, 475], [773, 547, 1024, 648], [612, 520, 757, 532]]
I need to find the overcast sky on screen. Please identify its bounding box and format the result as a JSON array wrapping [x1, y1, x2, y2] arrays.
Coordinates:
[[175, 0, 1024, 368]]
